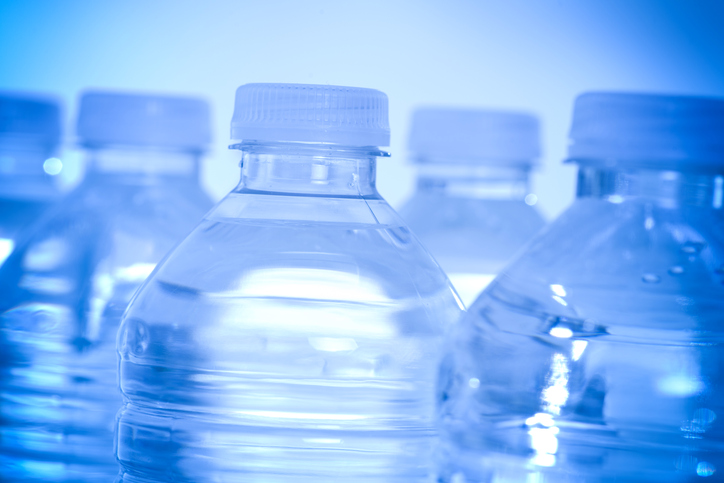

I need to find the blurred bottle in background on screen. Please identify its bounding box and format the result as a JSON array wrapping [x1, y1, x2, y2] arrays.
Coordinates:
[[0, 91, 213, 482], [115, 83, 463, 482], [0, 93, 63, 268], [437, 93, 724, 482], [398, 108, 545, 307]]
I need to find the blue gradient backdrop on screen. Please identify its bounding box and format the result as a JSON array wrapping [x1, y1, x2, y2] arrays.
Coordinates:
[[2, 0, 723, 218]]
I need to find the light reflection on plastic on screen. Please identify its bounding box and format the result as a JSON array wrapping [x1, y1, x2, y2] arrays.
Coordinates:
[[23, 238, 68, 270], [235, 409, 366, 421], [657, 375, 705, 397], [0, 238, 15, 266], [526, 412, 555, 428], [43, 157, 63, 175], [115, 263, 156, 282], [447, 272, 496, 308], [524, 193, 538, 206], [549, 327, 573, 339], [697, 461, 716, 477], [714, 176, 723, 209], [571, 340, 588, 361], [549, 284, 566, 297], [238, 267, 388, 303], [541, 354, 570, 415], [551, 295, 568, 307], [308, 337, 358, 352], [526, 412, 560, 468]]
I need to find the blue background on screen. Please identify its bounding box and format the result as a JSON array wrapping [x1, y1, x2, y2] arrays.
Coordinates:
[[2, 0, 723, 218]]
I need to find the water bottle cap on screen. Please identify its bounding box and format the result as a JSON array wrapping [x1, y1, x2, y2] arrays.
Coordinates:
[[0, 93, 61, 149], [231, 83, 390, 147], [408, 107, 540, 164], [568, 92, 724, 169], [77, 91, 211, 150]]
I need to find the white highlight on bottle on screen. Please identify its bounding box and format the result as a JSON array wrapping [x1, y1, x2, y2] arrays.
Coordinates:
[[551, 295, 568, 307], [524, 193, 538, 206], [549, 284, 567, 297], [571, 340, 588, 361], [0, 238, 15, 266], [549, 327, 573, 338], [714, 176, 723, 209], [541, 354, 570, 415], [43, 157, 63, 175], [308, 337, 358, 352]]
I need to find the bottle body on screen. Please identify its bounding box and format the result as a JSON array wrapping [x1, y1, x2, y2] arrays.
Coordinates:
[[399, 164, 545, 306], [437, 166, 724, 482], [0, 147, 61, 267], [116, 143, 462, 482], [0, 149, 212, 482]]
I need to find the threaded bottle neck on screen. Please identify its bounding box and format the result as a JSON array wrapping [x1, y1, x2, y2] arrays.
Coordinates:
[[233, 142, 386, 198], [576, 165, 724, 209]]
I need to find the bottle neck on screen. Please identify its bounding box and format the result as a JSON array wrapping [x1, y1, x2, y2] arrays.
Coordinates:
[[84, 146, 202, 185], [233, 142, 386, 197], [0, 146, 60, 200], [575, 165, 724, 210], [414, 163, 533, 201]]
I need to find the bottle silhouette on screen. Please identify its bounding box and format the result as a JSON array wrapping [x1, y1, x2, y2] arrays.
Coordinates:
[[399, 108, 545, 306], [0, 91, 214, 482], [115, 83, 463, 482], [0, 93, 62, 268], [437, 93, 724, 482]]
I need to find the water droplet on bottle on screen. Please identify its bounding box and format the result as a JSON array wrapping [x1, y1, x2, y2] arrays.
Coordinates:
[[682, 241, 706, 254], [668, 266, 685, 275], [642, 274, 661, 283]]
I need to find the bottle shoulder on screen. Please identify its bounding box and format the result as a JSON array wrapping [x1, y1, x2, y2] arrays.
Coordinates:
[[467, 198, 724, 337], [0, 180, 212, 298], [125, 191, 463, 328]]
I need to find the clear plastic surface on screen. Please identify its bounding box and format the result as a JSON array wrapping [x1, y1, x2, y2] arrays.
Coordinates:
[[399, 164, 545, 307], [0, 93, 63, 267], [0, 149, 212, 482], [115, 142, 462, 482], [0, 148, 62, 268], [437, 166, 724, 482]]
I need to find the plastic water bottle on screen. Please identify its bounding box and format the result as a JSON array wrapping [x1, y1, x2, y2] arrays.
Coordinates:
[[398, 108, 545, 307], [115, 83, 463, 482], [436, 92, 724, 482], [0, 94, 62, 268], [0, 91, 213, 482]]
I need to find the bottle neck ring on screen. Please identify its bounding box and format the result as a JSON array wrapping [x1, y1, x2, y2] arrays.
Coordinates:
[[84, 147, 202, 183], [414, 163, 534, 201], [576, 165, 724, 209], [233, 141, 386, 197]]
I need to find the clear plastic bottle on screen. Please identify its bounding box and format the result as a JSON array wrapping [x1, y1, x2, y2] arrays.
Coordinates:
[[398, 108, 545, 307], [437, 93, 724, 482], [0, 93, 63, 268], [115, 83, 463, 482], [0, 91, 213, 482]]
